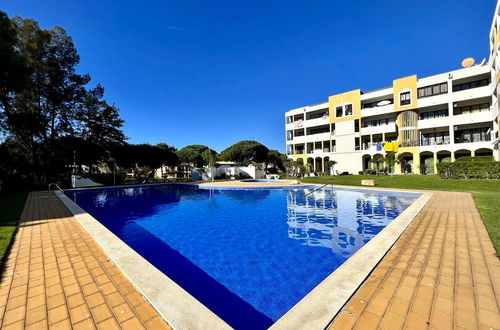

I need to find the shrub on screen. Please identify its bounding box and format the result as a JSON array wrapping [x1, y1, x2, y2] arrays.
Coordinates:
[[437, 161, 500, 179], [238, 172, 251, 179], [455, 156, 494, 162]]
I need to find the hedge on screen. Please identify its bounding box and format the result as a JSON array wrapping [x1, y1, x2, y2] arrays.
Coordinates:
[[455, 156, 494, 162], [437, 161, 500, 179]]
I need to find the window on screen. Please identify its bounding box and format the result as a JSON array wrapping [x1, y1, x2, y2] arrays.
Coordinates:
[[286, 116, 293, 123], [418, 109, 448, 120], [421, 131, 450, 146], [454, 127, 491, 143], [453, 103, 490, 115], [418, 82, 448, 98], [286, 130, 293, 141], [362, 99, 393, 109], [336, 106, 343, 118], [345, 104, 353, 116], [307, 125, 330, 135], [400, 91, 411, 106], [294, 129, 305, 137], [452, 78, 490, 92], [335, 104, 353, 117], [307, 110, 329, 120], [362, 118, 394, 127]]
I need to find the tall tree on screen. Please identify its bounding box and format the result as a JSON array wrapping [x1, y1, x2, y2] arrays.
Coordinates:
[[219, 140, 269, 166], [0, 11, 27, 131], [265, 149, 285, 173], [176, 145, 215, 167], [0, 12, 126, 187]]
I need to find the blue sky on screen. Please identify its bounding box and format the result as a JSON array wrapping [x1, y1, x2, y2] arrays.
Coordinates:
[[2, 0, 496, 152]]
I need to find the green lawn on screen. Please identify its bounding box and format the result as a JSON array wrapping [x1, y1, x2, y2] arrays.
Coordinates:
[[0, 192, 28, 261], [301, 175, 500, 255]]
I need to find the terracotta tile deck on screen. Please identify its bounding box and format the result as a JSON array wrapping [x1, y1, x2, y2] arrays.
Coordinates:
[[0, 192, 170, 329], [329, 191, 500, 330]]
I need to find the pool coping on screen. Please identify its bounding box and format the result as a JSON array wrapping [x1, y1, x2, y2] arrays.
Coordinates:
[[55, 185, 432, 330]]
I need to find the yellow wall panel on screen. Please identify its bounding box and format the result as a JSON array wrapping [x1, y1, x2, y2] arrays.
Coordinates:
[[328, 89, 361, 123], [393, 75, 418, 112]]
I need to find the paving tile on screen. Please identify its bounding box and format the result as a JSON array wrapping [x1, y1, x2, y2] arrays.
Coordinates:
[[73, 318, 96, 330], [3, 305, 25, 326], [344, 298, 367, 317], [135, 302, 159, 322], [106, 291, 125, 307], [91, 303, 113, 323], [121, 316, 146, 329], [25, 318, 48, 330], [48, 304, 69, 325], [97, 317, 121, 330], [86, 292, 106, 308], [47, 293, 65, 310], [112, 302, 135, 322], [67, 292, 86, 309], [25, 304, 46, 325], [69, 303, 92, 324], [354, 311, 381, 330], [144, 316, 171, 329], [379, 311, 405, 329]]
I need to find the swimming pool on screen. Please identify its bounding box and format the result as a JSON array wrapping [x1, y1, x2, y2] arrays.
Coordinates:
[[64, 184, 419, 328]]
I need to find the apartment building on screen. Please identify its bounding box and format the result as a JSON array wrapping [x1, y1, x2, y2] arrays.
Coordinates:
[[285, 3, 500, 175]]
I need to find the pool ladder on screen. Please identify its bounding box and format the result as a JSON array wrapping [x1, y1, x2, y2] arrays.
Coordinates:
[[48, 183, 64, 193]]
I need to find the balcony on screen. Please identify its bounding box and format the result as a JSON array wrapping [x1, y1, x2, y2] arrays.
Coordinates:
[[452, 109, 493, 126], [305, 116, 330, 127], [417, 93, 450, 108], [360, 122, 397, 135], [360, 103, 394, 117], [451, 85, 490, 102], [361, 142, 389, 154], [418, 116, 449, 129], [304, 132, 331, 142]]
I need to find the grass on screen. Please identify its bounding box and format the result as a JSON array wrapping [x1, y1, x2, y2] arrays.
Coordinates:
[[302, 175, 500, 255], [0, 192, 28, 261]]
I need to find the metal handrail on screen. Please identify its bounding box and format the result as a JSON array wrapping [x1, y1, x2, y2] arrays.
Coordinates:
[[304, 183, 329, 197], [48, 183, 64, 193]]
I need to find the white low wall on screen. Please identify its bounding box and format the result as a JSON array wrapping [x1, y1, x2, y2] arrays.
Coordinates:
[[71, 175, 103, 188], [216, 165, 265, 179]]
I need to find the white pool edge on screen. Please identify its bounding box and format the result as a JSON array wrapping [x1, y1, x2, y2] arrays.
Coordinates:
[[55, 187, 432, 330], [270, 190, 433, 330], [55, 191, 232, 330]]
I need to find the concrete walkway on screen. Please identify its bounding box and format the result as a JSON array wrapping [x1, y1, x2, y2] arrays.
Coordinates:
[[329, 191, 500, 329], [0, 192, 170, 329]]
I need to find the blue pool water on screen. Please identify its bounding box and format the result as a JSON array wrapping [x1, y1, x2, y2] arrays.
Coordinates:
[[65, 184, 419, 328]]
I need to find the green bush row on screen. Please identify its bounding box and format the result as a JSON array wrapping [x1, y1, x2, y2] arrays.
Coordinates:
[[437, 161, 500, 179], [454, 156, 494, 162]]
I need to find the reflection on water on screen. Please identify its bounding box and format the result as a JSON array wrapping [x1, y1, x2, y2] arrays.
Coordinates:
[[286, 188, 414, 257]]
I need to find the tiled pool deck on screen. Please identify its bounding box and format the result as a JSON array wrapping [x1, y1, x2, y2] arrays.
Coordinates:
[[329, 191, 500, 330], [0, 189, 498, 329], [0, 192, 170, 329]]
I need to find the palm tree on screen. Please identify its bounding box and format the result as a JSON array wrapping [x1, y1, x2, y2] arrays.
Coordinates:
[[326, 160, 337, 176]]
